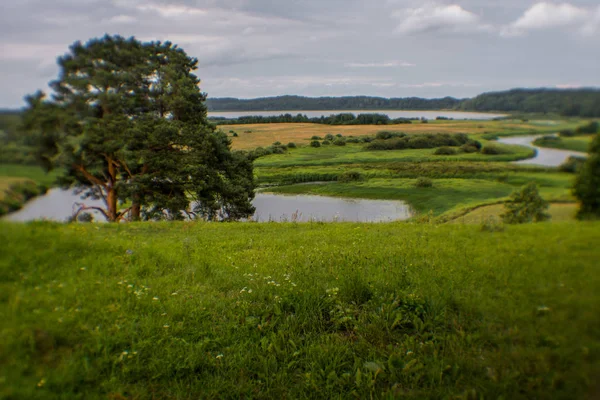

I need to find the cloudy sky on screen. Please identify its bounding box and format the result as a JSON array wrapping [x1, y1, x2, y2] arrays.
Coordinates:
[[1, 0, 599, 107]]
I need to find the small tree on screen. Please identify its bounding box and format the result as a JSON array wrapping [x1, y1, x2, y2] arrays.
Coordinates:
[[573, 134, 600, 219], [501, 182, 550, 224]]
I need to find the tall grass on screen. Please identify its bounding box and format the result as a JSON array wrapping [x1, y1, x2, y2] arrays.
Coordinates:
[[1, 221, 598, 398]]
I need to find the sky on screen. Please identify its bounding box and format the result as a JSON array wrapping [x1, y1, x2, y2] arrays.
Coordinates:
[[1, 0, 599, 107]]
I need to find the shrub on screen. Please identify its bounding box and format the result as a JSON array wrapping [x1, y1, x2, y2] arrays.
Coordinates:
[[573, 133, 600, 219], [414, 177, 433, 188], [310, 140, 321, 148], [480, 217, 505, 232], [287, 142, 296, 148], [559, 156, 586, 173], [501, 182, 550, 224], [333, 138, 346, 146], [460, 144, 479, 153], [310, 135, 322, 140], [336, 134, 343, 138], [232, 132, 238, 137], [324, 134, 335, 141], [346, 137, 360, 143], [559, 129, 575, 137], [434, 146, 457, 155], [375, 131, 393, 140], [321, 140, 331, 145], [575, 121, 599, 135], [481, 144, 508, 155], [272, 141, 282, 146], [338, 171, 362, 182], [466, 139, 482, 150]]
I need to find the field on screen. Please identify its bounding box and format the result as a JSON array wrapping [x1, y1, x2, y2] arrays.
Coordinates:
[[225, 120, 579, 150], [0, 165, 61, 216], [1, 221, 599, 399]]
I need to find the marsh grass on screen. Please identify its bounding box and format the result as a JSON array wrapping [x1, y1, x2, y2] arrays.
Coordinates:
[[1, 221, 599, 399]]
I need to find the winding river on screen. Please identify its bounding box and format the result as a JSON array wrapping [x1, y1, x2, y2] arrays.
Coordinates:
[[496, 135, 586, 167]]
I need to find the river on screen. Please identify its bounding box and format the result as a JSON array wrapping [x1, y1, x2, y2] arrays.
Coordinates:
[[5, 191, 413, 223], [496, 135, 586, 167]]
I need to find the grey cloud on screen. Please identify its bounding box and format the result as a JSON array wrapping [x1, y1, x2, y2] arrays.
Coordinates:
[[0, 0, 599, 108]]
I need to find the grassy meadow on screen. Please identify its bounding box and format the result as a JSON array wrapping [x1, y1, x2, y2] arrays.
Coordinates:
[[1, 221, 599, 399]]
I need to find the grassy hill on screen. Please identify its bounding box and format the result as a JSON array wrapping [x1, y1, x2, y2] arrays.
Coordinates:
[[1, 221, 599, 399]]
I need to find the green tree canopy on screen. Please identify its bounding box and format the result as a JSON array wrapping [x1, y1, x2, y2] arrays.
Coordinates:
[[23, 35, 255, 222], [501, 182, 550, 224], [573, 134, 600, 219]]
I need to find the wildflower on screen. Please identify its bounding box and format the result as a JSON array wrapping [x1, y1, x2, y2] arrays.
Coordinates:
[[80, 267, 86, 271], [537, 305, 551, 312], [406, 350, 414, 356], [163, 325, 170, 328], [153, 297, 159, 301], [126, 249, 134, 255], [216, 354, 223, 359], [171, 292, 178, 296], [37, 378, 46, 387], [248, 289, 253, 293], [128, 284, 134, 288], [240, 287, 247, 293]]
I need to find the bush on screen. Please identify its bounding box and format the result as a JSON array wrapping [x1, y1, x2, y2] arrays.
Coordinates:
[[321, 140, 331, 146], [287, 142, 296, 148], [310, 136, 322, 140], [481, 144, 509, 155], [559, 129, 575, 137], [460, 144, 479, 153], [346, 137, 360, 143], [324, 134, 335, 141], [573, 133, 600, 219], [333, 138, 346, 146], [559, 156, 586, 173], [434, 146, 457, 155], [414, 177, 433, 188], [272, 141, 281, 146], [338, 171, 362, 182], [501, 183, 550, 224], [575, 121, 599, 135], [310, 140, 321, 148]]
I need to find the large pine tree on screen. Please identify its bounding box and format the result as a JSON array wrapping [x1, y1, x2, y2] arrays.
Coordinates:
[[23, 35, 255, 222]]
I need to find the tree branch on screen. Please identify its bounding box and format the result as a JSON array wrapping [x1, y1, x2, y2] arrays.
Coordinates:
[[74, 164, 107, 189]]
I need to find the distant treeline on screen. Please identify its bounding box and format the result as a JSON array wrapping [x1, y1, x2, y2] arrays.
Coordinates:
[[458, 89, 600, 117], [207, 88, 600, 117], [209, 113, 423, 125], [207, 95, 462, 112]]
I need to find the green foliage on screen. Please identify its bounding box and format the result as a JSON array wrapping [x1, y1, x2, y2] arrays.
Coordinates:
[[310, 140, 321, 148], [22, 35, 255, 222], [573, 134, 600, 219], [333, 138, 346, 146], [366, 133, 469, 151], [481, 144, 510, 155], [414, 177, 433, 188], [337, 171, 362, 183], [559, 156, 587, 173], [434, 146, 457, 155], [321, 140, 331, 146], [575, 121, 599, 134], [501, 183, 550, 224], [287, 142, 297, 148]]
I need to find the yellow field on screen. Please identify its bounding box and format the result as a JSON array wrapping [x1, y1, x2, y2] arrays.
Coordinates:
[[222, 120, 564, 150], [450, 203, 578, 224]]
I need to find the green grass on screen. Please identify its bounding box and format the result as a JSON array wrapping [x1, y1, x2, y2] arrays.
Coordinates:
[[1, 221, 599, 399], [254, 143, 535, 168], [533, 135, 595, 153], [449, 203, 579, 224], [0, 164, 61, 187]]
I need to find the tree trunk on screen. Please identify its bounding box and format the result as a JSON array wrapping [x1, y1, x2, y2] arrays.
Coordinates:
[[131, 194, 141, 221], [107, 186, 117, 222]]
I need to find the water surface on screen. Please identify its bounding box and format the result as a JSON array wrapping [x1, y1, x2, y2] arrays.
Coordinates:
[[209, 110, 504, 120], [6, 191, 413, 223]]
